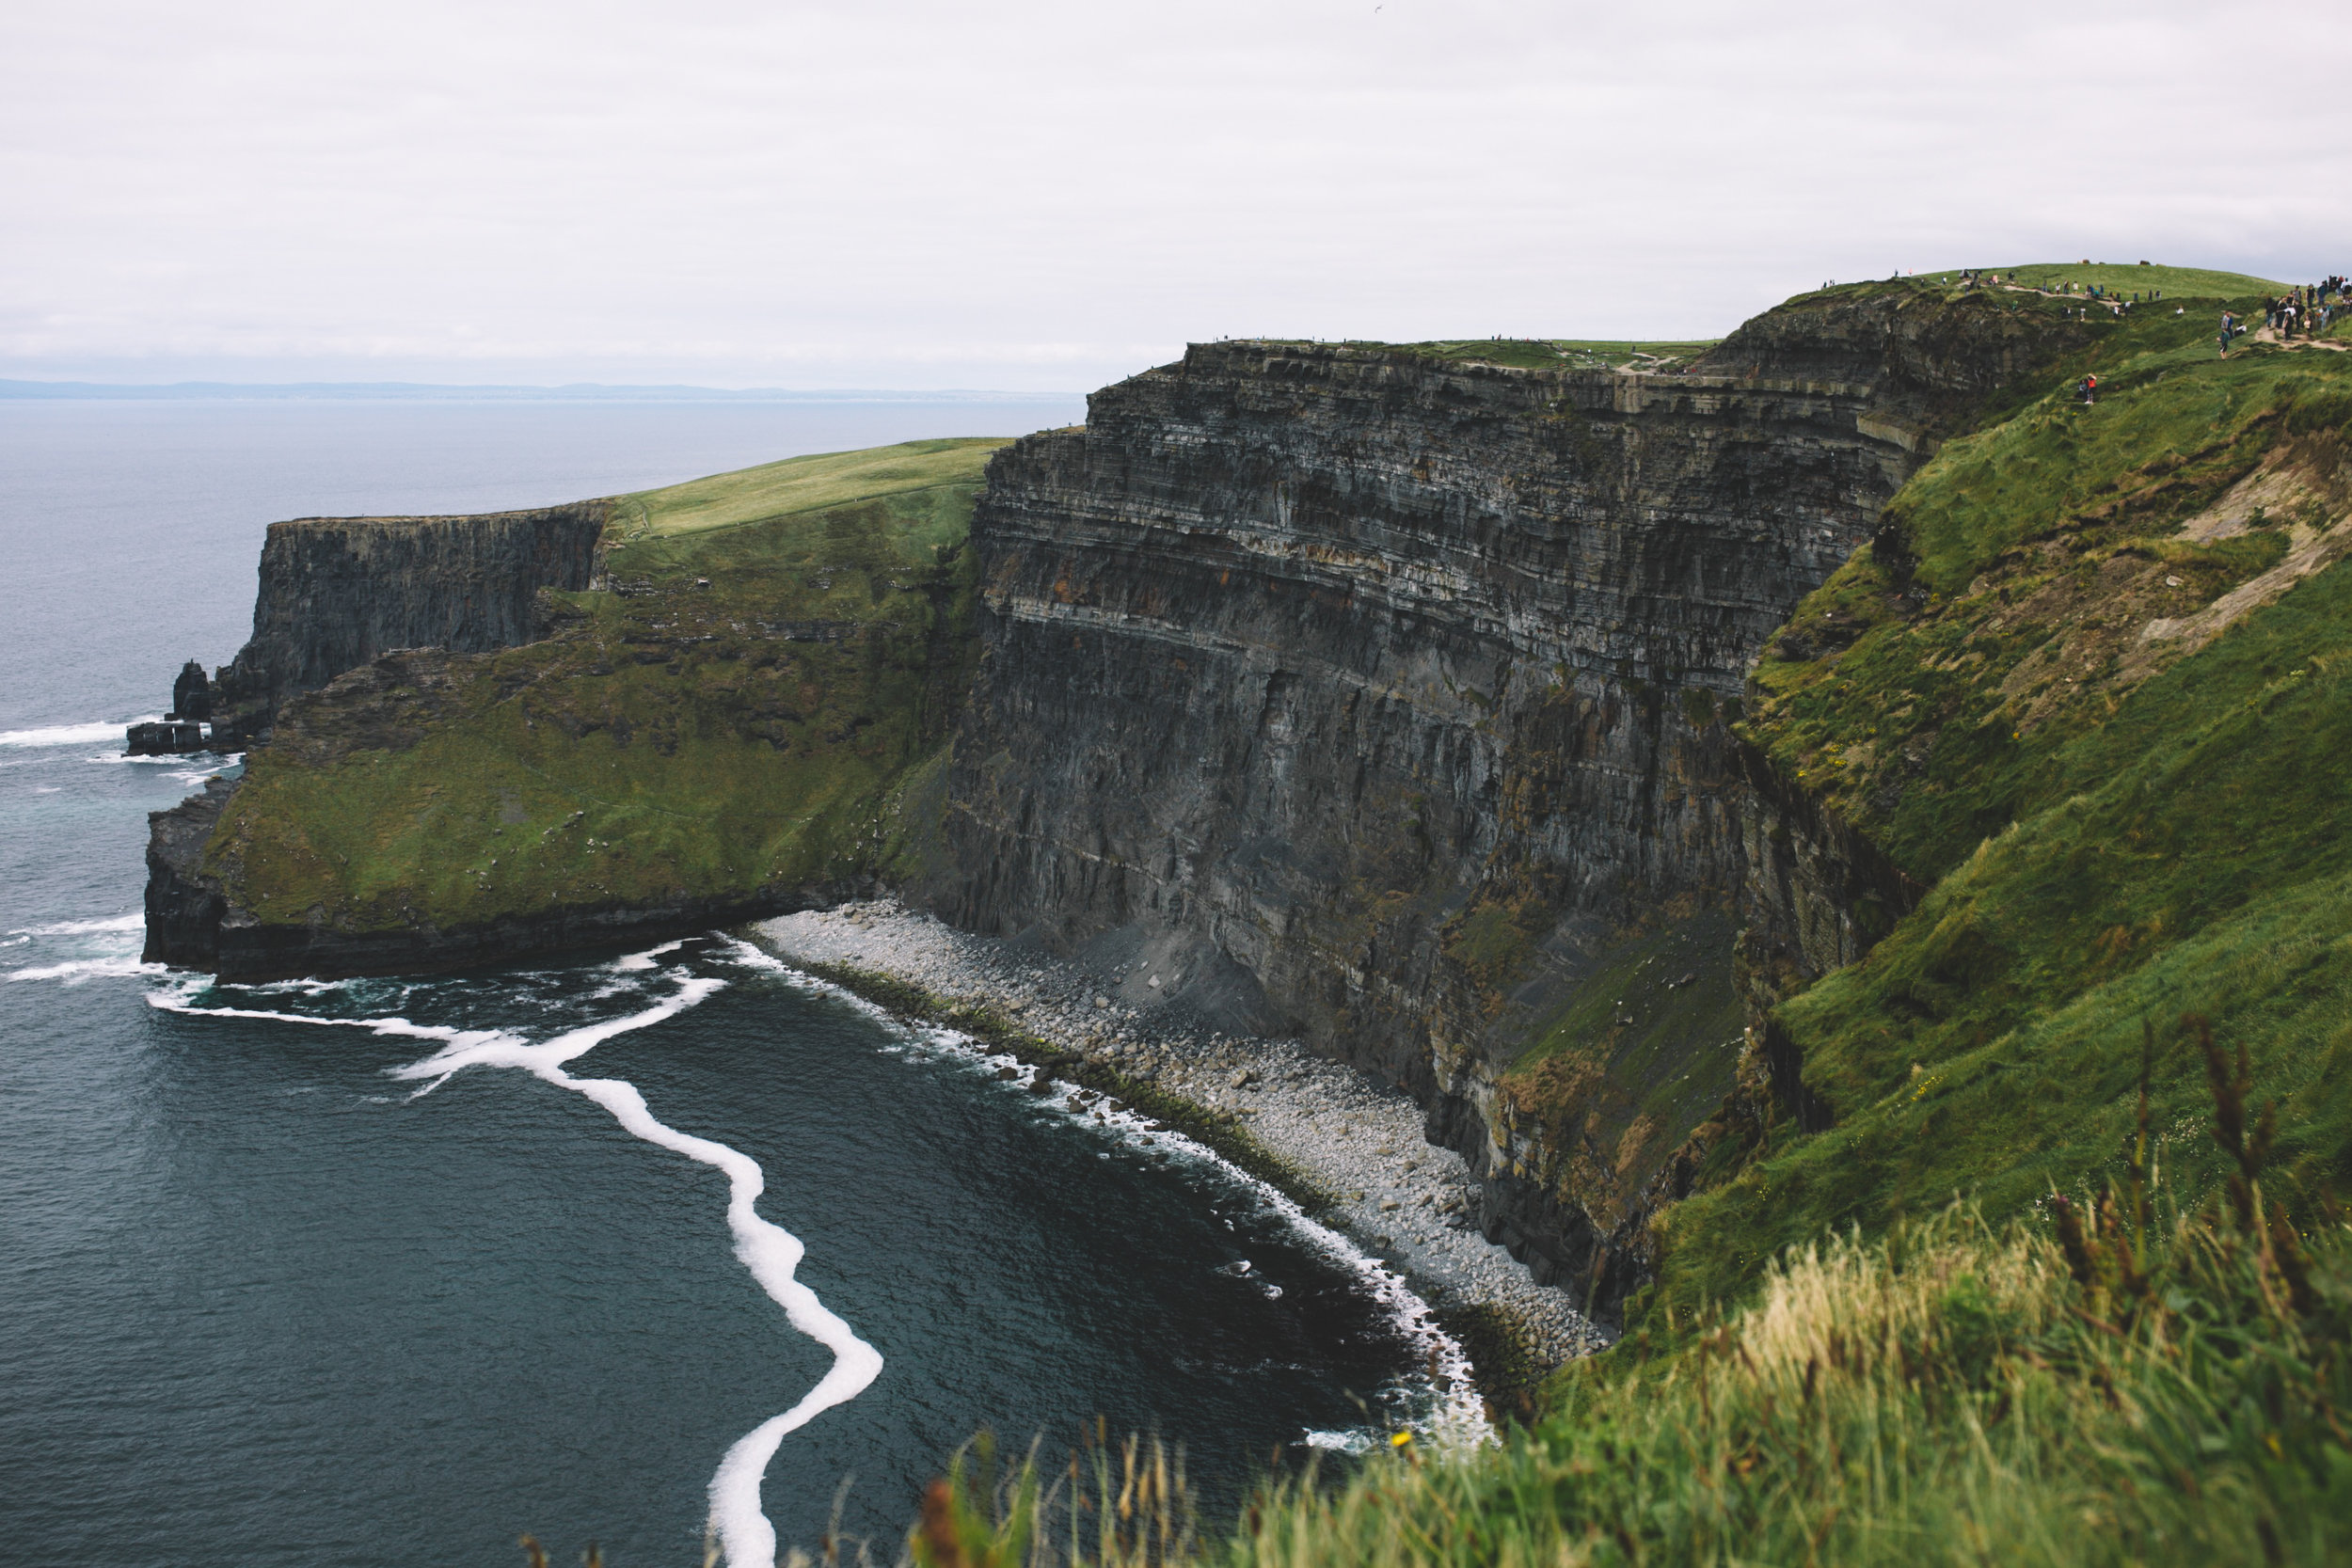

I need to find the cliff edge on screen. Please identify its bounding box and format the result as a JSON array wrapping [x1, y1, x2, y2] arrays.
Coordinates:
[[144, 440, 1001, 976], [936, 286, 2095, 1316]]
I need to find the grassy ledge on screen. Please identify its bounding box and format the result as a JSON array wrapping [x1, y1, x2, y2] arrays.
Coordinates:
[[1228, 337, 1721, 372], [206, 440, 1010, 939]]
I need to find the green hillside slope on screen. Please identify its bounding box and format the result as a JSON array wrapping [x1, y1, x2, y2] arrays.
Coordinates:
[[1654, 305, 2352, 1315], [204, 439, 1008, 935]]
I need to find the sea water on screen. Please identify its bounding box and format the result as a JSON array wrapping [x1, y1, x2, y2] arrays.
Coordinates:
[[0, 397, 1444, 1566]]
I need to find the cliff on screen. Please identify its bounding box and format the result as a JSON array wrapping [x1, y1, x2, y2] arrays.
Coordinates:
[[935, 288, 2090, 1316], [210, 501, 608, 740], [144, 441, 1001, 977], [151, 277, 2344, 1333]]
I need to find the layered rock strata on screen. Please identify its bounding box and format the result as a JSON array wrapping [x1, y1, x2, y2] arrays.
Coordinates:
[[212, 501, 607, 738], [937, 298, 2067, 1318], [140, 290, 2076, 1320]]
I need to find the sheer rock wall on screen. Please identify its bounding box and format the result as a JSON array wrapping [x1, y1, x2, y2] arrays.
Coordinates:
[[211, 501, 607, 738], [934, 305, 2051, 1316]]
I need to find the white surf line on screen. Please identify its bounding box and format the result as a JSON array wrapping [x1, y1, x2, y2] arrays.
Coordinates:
[[10, 912, 145, 936], [0, 717, 159, 748], [718, 938, 1490, 1449], [151, 954, 883, 1568], [4, 912, 154, 981], [8, 955, 167, 985]]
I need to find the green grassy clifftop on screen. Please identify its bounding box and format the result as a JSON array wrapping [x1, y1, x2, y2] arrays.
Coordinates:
[[196, 438, 1005, 967]]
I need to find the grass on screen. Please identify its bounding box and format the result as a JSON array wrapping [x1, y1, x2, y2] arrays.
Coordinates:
[[1232, 339, 1720, 372], [207, 440, 1001, 933], [903, 1044, 2352, 1565], [1746, 332, 2352, 880], [1385, 340, 1718, 372], [1475, 910, 1747, 1235], [1657, 310, 2352, 1322], [609, 436, 1015, 538], [1846, 263, 2283, 302], [1882, 338, 2342, 598], [1975, 261, 2288, 298]]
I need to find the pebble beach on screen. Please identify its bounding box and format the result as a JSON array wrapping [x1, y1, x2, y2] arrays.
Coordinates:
[[755, 900, 1610, 1377]]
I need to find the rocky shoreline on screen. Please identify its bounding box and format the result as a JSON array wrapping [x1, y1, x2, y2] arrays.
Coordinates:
[[752, 901, 1611, 1396]]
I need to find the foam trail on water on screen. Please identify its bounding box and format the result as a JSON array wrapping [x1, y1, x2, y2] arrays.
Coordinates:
[[11, 912, 145, 936], [718, 936, 1489, 1448], [10, 956, 165, 985], [0, 717, 158, 748], [153, 953, 882, 1567], [611, 939, 687, 973]]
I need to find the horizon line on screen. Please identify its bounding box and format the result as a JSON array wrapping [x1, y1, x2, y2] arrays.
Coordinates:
[[0, 378, 1088, 404]]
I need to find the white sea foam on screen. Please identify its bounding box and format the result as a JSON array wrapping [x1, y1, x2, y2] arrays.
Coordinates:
[[150, 947, 882, 1568], [610, 939, 686, 973], [95, 752, 212, 766], [716, 936, 1488, 1448], [250, 975, 358, 996], [11, 912, 145, 937], [8, 955, 164, 985], [0, 717, 158, 748]]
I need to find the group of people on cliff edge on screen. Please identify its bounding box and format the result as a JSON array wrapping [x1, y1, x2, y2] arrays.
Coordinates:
[[2219, 277, 2345, 356]]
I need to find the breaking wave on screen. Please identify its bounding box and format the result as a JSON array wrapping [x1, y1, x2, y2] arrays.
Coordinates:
[[0, 718, 159, 748], [149, 945, 882, 1567]]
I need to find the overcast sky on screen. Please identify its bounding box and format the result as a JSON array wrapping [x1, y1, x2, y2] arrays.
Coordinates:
[[4, 0, 2344, 391]]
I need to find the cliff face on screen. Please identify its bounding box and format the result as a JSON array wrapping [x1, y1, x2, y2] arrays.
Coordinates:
[[938, 294, 2080, 1316], [145, 445, 998, 979], [144, 776, 237, 970], [139, 292, 2099, 1317], [212, 501, 607, 738]]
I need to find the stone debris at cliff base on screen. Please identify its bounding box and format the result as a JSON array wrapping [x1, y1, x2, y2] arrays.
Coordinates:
[[754, 900, 1608, 1372]]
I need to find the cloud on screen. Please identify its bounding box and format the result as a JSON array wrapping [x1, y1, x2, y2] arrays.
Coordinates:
[[1, 0, 2342, 388]]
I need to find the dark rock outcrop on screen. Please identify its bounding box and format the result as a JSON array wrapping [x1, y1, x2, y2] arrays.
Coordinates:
[[125, 720, 212, 756], [934, 293, 2075, 1317], [169, 659, 213, 721], [143, 776, 237, 966], [1692, 283, 2094, 447], [210, 500, 607, 739], [1730, 736, 1927, 1128]]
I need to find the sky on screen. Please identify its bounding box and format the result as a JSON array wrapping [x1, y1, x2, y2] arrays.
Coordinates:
[[4, 0, 2345, 393]]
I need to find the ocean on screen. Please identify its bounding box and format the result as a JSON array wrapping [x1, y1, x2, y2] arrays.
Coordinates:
[[0, 396, 1442, 1565]]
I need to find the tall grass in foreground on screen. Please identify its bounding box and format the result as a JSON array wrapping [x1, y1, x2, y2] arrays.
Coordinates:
[[911, 1428, 1196, 1568], [908, 1019, 2352, 1567]]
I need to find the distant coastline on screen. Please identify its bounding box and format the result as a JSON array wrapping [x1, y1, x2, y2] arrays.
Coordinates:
[[0, 379, 1079, 404]]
